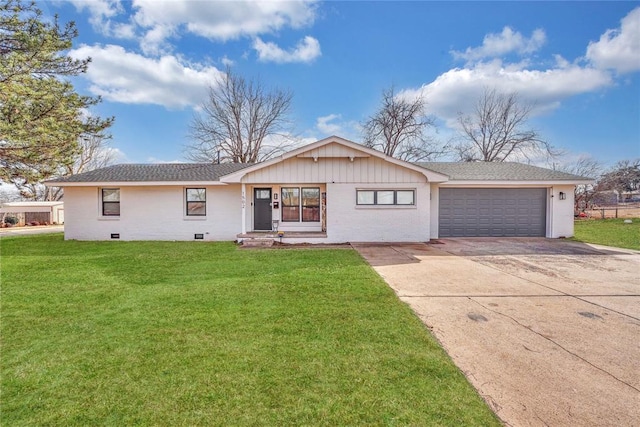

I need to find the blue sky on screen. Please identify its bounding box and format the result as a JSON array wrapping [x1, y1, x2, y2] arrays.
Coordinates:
[[43, 1, 640, 167]]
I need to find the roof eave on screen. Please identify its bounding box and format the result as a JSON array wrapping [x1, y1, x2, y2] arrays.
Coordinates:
[[45, 181, 231, 187], [438, 179, 593, 186]]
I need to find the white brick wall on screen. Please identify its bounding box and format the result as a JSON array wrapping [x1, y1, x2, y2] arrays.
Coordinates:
[[63, 185, 242, 241], [325, 182, 431, 243], [62, 182, 576, 241]]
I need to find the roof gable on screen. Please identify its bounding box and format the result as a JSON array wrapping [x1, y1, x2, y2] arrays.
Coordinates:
[[220, 136, 449, 183]]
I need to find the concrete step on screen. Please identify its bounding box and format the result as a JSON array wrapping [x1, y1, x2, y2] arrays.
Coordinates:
[[242, 238, 274, 247]]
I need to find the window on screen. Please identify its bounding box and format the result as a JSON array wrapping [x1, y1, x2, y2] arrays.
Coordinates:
[[255, 189, 271, 200], [302, 188, 320, 222], [281, 187, 321, 222], [396, 190, 415, 205], [186, 188, 206, 216], [357, 190, 375, 205], [102, 188, 120, 216], [356, 189, 415, 206], [281, 187, 300, 222]]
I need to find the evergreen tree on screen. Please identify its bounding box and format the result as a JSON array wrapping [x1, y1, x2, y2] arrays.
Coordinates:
[[0, 0, 113, 198]]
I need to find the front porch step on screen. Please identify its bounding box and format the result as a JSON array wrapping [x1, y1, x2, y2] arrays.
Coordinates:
[[241, 238, 274, 248], [237, 231, 327, 239]]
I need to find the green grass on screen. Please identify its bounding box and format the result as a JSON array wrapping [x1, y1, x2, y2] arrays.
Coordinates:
[[573, 218, 640, 250], [1, 234, 499, 426]]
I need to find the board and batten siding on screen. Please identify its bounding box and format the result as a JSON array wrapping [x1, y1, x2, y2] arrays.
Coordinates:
[[63, 185, 242, 241], [242, 155, 426, 184]]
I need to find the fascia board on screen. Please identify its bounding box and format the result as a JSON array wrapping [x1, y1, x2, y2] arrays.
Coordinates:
[[45, 181, 231, 187], [438, 180, 593, 187]]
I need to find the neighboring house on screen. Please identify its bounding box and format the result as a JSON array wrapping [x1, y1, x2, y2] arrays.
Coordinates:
[[46, 136, 591, 243], [591, 190, 619, 206], [0, 201, 64, 225], [621, 190, 640, 202]]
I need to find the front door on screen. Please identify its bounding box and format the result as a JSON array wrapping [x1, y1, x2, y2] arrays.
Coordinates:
[[254, 188, 272, 230]]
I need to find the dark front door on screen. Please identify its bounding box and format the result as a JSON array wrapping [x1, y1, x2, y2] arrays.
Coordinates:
[[254, 188, 272, 230]]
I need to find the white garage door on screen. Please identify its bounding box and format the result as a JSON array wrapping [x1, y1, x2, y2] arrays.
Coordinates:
[[439, 188, 547, 237]]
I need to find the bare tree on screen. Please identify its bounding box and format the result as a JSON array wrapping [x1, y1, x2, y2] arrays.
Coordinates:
[[597, 159, 640, 202], [362, 86, 442, 161], [455, 88, 553, 162], [558, 156, 602, 213], [187, 68, 293, 163], [20, 135, 117, 200]]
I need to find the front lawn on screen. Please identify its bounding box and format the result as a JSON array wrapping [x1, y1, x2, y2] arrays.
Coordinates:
[[1, 234, 499, 426], [573, 218, 640, 250]]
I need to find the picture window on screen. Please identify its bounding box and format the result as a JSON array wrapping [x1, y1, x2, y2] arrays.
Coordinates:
[[281, 187, 321, 222]]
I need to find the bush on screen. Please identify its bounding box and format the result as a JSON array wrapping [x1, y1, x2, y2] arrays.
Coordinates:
[[28, 221, 40, 226], [4, 216, 18, 226]]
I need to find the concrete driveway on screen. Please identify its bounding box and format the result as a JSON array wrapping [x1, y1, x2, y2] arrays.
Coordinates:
[[0, 224, 64, 236], [353, 238, 640, 427]]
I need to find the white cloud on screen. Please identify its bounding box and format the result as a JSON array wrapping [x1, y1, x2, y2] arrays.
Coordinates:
[[313, 114, 360, 140], [132, 0, 318, 53], [401, 60, 612, 128], [67, 0, 135, 39], [139, 24, 176, 55], [70, 44, 223, 109], [221, 56, 235, 67], [452, 27, 546, 62], [316, 114, 342, 134], [146, 157, 184, 164], [401, 16, 640, 131], [67, 0, 122, 23], [254, 36, 321, 63], [65, 0, 319, 55], [586, 7, 640, 74]]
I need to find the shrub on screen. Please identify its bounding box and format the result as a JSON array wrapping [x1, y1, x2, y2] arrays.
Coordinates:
[[4, 216, 18, 226], [28, 221, 40, 226]]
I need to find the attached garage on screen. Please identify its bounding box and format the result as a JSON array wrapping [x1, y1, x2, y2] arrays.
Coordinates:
[[439, 188, 547, 237]]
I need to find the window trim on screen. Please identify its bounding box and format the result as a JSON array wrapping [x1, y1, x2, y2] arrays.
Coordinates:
[[301, 187, 321, 222], [281, 186, 321, 223], [101, 188, 120, 217], [356, 189, 416, 206], [186, 188, 206, 216], [281, 187, 300, 222]]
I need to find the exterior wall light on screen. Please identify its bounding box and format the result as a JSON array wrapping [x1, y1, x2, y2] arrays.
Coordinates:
[[559, 192, 566, 200]]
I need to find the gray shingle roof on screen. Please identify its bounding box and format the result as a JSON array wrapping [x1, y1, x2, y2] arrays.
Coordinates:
[[48, 163, 253, 183], [48, 160, 591, 184], [415, 162, 592, 181]]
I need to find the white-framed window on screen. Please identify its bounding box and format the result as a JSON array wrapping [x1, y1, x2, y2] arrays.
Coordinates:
[[186, 188, 206, 216], [356, 189, 415, 206], [101, 188, 120, 216]]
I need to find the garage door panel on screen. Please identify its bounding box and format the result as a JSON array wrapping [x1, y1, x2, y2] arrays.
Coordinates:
[[440, 188, 546, 237]]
